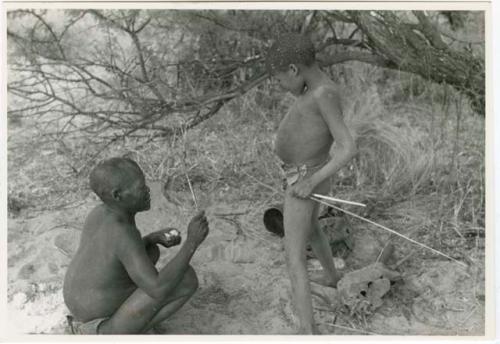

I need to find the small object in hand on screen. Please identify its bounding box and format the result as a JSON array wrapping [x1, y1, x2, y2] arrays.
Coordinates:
[[166, 229, 180, 237], [163, 229, 181, 246]]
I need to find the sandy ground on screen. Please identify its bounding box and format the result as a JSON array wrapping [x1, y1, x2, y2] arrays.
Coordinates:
[[7, 182, 485, 335]]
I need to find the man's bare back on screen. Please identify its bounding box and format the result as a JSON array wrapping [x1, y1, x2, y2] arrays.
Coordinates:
[[64, 206, 140, 322]]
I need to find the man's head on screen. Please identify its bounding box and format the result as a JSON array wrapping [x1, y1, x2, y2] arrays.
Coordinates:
[[89, 157, 150, 213], [265, 33, 316, 95]]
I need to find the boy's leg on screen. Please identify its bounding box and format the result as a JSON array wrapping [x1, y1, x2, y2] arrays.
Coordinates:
[[283, 192, 317, 334], [98, 266, 198, 334], [309, 197, 341, 287]]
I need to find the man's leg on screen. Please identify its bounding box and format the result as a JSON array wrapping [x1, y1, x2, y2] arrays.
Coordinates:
[[142, 268, 198, 332], [146, 243, 160, 265], [283, 192, 317, 334], [98, 266, 198, 334]]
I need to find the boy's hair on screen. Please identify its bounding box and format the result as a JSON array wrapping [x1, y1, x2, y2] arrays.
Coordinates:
[[89, 157, 142, 202], [265, 33, 316, 75]]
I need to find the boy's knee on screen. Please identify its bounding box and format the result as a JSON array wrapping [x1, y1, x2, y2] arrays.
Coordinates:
[[285, 250, 307, 267], [309, 225, 322, 241]]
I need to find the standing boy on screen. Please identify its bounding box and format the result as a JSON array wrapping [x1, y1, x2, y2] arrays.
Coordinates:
[[63, 157, 209, 334], [266, 34, 357, 334]]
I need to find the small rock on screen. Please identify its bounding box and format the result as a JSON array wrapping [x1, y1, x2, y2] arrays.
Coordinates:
[[334, 257, 346, 270], [308, 258, 345, 271]]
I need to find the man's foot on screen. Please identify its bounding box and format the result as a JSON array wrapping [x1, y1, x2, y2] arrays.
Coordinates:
[[309, 270, 342, 288]]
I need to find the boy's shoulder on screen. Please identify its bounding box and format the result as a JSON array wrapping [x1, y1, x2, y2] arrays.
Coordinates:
[[312, 83, 342, 101]]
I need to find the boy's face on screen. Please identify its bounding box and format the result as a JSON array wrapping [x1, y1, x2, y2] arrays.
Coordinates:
[[274, 64, 306, 96], [114, 167, 151, 213]]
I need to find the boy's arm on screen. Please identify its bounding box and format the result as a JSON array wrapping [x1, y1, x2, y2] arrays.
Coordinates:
[[291, 88, 356, 198], [311, 88, 357, 185]]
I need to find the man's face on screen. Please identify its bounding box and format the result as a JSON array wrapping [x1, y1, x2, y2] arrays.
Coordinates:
[[117, 167, 151, 213]]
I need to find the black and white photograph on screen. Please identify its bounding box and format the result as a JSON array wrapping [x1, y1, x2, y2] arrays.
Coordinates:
[[3, 2, 493, 338]]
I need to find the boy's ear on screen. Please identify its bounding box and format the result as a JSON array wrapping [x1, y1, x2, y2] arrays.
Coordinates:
[[111, 188, 122, 202]]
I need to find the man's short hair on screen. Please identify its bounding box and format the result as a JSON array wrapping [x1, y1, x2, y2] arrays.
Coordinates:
[[89, 157, 142, 202], [265, 33, 316, 75]]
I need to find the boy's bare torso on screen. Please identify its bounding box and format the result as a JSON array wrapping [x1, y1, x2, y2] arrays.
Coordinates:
[[63, 205, 138, 322], [275, 84, 340, 166]]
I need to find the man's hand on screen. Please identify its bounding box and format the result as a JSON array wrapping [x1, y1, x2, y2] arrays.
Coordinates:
[[187, 210, 209, 247], [288, 177, 317, 199], [145, 228, 182, 248]]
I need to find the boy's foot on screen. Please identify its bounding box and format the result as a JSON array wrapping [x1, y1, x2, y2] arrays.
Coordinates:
[[309, 270, 342, 288], [296, 325, 322, 335], [312, 325, 323, 335]]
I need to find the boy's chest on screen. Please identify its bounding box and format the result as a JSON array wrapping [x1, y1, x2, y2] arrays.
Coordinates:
[[278, 98, 324, 133]]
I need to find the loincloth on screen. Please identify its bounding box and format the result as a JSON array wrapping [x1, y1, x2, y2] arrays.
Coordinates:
[[280, 161, 327, 189], [67, 315, 108, 335]]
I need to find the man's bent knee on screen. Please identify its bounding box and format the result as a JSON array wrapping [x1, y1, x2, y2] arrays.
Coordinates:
[[183, 265, 199, 296], [170, 265, 198, 300], [146, 244, 160, 264]]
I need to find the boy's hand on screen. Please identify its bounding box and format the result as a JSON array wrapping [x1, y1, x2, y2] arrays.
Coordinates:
[[146, 228, 182, 248], [289, 178, 316, 199], [187, 210, 209, 247]]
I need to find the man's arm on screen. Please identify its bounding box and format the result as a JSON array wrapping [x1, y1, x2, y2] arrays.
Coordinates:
[[310, 87, 357, 187], [142, 235, 160, 264], [115, 212, 207, 300]]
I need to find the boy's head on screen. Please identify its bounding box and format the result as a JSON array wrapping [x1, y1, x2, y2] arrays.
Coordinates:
[[266, 33, 316, 95], [89, 157, 151, 213]]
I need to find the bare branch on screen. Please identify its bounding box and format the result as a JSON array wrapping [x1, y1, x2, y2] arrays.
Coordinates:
[[412, 11, 447, 50], [318, 51, 395, 69]]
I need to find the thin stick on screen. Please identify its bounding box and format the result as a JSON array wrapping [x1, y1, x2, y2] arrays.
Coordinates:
[[213, 211, 249, 217], [242, 170, 282, 194], [391, 250, 416, 269], [182, 126, 199, 210], [459, 304, 477, 326], [375, 240, 392, 263], [185, 171, 199, 210], [312, 193, 366, 207], [242, 171, 467, 268], [311, 196, 467, 268]]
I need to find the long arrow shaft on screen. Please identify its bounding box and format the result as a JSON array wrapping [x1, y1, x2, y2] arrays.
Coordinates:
[[310, 196, 467, 268]]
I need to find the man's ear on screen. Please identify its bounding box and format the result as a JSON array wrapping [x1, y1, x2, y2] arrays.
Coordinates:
[[111, 188, 121, 202]]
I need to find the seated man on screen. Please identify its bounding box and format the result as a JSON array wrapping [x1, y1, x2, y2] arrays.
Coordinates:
[[63, 157, 209, 334]]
